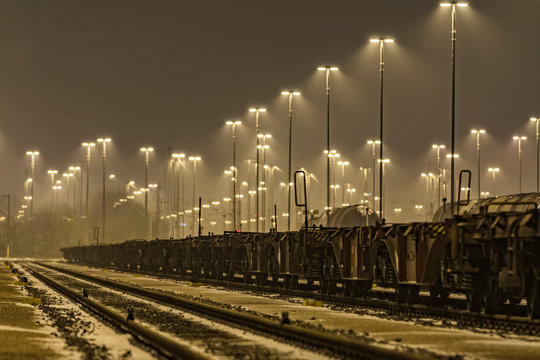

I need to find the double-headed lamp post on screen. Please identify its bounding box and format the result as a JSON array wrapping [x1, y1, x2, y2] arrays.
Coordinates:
[[82, 142, 95, 219], [188, 156, 201, 234], [97, 137, 111, 243], [337, 161, 349, 206], [513, 136, 527, 193], [440, 1, 468, 217], [281, 90, 301, 231], [471, 129, 486, 199], [370, 38, 394, 221], [249, 107, 266, 232], [317, 65, 339, 214], [432, 144, 445, 207], [488, 167, 500, 195], [226, 120, 242, 230], [47, 170, 58, 205], [367, 140, 381, 210], [140, 146, 154, 240], [26, 151, 39, 219], [530, 116, 540, 192]]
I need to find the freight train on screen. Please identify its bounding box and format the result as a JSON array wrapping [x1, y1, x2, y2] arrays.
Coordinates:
[[61, 175, 540, 319]]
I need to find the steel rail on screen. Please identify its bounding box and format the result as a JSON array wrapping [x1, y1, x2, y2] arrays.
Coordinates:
[[35, 261, 424, 360], [50, 261, 540, 336], [19, 262, 210, 360]]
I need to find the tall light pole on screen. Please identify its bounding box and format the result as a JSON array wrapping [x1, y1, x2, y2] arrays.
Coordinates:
[[440, 1, 468, 216], [69, 165, 82, 218], [26, 151, 39, 219], [530, 117, 540, 192], [488, 167, 500, 196], [432, 144, 445, 208], [370, 38, 394, 221], [513, 136, 526, 193], [317, 65, 339, 214], [97, 137, 111, 243], [258, 133, 271, 231], [281, 90, 301, 231], [172, 153, 186, 238], [47, 170, 58, 205], [140, 146, 154, 240], [367, 140, 381, 210], [249, 107, 266, 232], [377, 158, 390, 219], [188, 155, 201, 234], [226, 121, 241, 230], [446, 153, 460, 199], [337, 161, 349, 206], [470, 129, 486, 199], [82, 142, 95, 219]]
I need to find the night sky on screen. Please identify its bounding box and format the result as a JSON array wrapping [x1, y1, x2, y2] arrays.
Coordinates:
[[0, 0, 539, 218]]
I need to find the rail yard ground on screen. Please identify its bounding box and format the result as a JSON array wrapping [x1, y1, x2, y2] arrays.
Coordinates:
[[18, 260, 540, 360]]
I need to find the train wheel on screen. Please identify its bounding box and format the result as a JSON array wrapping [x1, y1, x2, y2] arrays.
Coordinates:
[[407, 285, 420, 305], [343, 281, 353, 297], [526, 279, 540, 319], [466, 292, 482, 312], [319, 278, 328, 294], [396, 285, 407, 304], [227, 268, 235, 282], [326, 279, 336, 295], [284, 275, 291, 290]]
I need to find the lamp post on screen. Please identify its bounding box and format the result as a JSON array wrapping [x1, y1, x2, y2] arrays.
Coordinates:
[[370, 38, 394, 220], [359, 166, 370, 204], [97, 137, 111, 243], [172, 153, 186, 238], [140, 146, 154, 239], [471, 129, 486, 199], [440, 0, 468, 216], [25, 151, 39, 219], [47, 170, 58, 205], [69, 165, 82, 218], [281, 90, 301, 231], [367, 140, 381, 210], [82, 142, 95, 219], [258, 134, 271, 231], [377, 158, 390, 219], [530, 116, 540, 192], [513, 136, 527, 193], [249, 107, 266, 232], [188, 156, 201, 234], [446, 153, 460, 203], [432, 144, 445, 208], [226, 121, 242, 230], [488, 167, 500, 196], [337, 161, 349, 206], [317, 65, 339, 214]]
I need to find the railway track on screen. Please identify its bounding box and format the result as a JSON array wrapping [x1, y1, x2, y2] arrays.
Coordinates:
[[17, 262, 210, 360], [19, 261, 425, 360], [47, 261, 540, 337]]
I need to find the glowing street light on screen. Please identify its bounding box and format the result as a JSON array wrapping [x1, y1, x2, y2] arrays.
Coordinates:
[[249, 107, 266, 232], [281, 90, 301, 231], [440, 0, 469, 216], [377, 158, 390, 219], [337, 161, 349, 206], [47, 170, 58, 205], [432, 144, 446, 207], [97, 137, 111, 243], [25, 151, 39, 218], [367, 140, 381, 210], [471, 129, 486, 199], [226, 121, 242, 230], [370, 37, 394, 220], [140, 146, 154, 239], [188, 155, 201, 234], [488, 167, 500, 196], [81, 142, 95, 219], [317, 65, 339, 214], [513, 136, 527, 193]]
